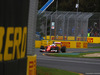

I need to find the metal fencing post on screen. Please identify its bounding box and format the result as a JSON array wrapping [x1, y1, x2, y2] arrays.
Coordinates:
[[66, 14, 73, 40], [27, 0, 38, 55], [75, 12, 81, 41], [50, 15, 52, 40], [63, 12, 69, 40], [56, 15, 62, 37], [50, 11, 56, 40], [63, 14, 65, 40], [77, 13, 86, 41], [44, 12, 52, 40], [84, 13, 93, 40], [45, 16, 47, 40]]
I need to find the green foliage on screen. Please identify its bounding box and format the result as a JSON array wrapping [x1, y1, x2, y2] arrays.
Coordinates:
[[40, 32, 45, 36], [36, 13, 46, 32]]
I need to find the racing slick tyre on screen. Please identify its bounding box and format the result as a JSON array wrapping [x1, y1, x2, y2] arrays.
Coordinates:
[[61, 46, 66, 53], [54, 47, 59, 53], [45, 46, 48, 49], [40, 46, 45, 49]]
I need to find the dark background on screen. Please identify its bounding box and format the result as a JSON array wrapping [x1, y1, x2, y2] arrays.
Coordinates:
[[38, 0, 100, 12], [0, 0, 29, 75]]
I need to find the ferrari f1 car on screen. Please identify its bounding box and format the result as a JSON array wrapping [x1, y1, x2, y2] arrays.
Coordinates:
[[40, 42, 66, 53]]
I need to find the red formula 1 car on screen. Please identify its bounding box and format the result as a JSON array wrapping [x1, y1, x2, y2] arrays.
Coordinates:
[[40, 42, 66, 53]]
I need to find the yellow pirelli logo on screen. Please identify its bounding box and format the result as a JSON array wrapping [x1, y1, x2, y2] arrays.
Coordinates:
[[0, 26, 27, 61], [27, 55, 37, 75]]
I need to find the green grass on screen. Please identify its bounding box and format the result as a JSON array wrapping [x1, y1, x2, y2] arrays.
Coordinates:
[[47, 52, 100, 58], [37, 66, 79, 75]]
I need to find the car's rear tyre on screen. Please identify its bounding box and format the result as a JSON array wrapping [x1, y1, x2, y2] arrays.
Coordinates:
[[55, 47, 59, 53], [40, 46, 45, 49], [61, 46, 66, 53]]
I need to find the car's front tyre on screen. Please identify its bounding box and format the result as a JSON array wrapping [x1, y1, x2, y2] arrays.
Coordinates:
[[54, 47, 59, 53]]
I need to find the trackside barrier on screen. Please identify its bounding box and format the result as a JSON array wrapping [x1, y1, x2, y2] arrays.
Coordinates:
[[44, 36, 75, 40], [27, 0, 38, 75], [35, 41, 41, 48], [27, 55, 37, 75], [43, 36, 100, 43], [77, 37, 87, 41], [87, 37, 100, 43], [35, 40, 88, 48]]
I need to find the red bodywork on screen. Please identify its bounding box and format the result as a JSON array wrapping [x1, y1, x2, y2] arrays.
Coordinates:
[[40, 42, 62, 53], [40, 44, 59, 52], [46, 45, 58, 52]]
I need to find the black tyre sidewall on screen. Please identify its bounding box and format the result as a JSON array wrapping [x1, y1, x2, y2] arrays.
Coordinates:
[[61, 46, 66, 53], [40, 46, 45, 49]]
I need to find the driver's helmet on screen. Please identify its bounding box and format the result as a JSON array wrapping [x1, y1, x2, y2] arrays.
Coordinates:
[[50, 44, 56, 46]]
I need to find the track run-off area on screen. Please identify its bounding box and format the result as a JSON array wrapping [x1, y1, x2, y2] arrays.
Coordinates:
[[36, 48, 100, 75]]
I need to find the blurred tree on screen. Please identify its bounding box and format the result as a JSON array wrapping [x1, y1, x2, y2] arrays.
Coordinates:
[[79, 0, 96, 12], [36, 13, 46, 32], [38, 0, 100, 12], [95, 0, 100, 12]]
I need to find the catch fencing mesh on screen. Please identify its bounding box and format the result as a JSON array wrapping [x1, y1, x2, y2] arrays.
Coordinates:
[[37, 11, 100, 41]]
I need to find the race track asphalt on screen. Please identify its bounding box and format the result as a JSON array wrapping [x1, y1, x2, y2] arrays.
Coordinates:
[[36, 48, 100, 75]]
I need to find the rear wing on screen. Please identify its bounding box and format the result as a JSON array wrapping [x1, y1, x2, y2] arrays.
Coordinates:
[[54, 42, 62, 44], [54, 42, 62, 47]]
